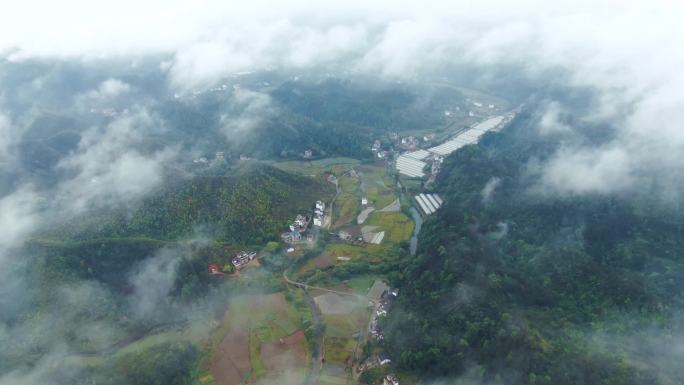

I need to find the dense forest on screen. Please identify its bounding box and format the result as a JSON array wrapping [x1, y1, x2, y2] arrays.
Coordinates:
[[49, 164, 335, 245], [383, 110, 684, 384], [157, 78, 467, 160], [3, 164, 334, 384]]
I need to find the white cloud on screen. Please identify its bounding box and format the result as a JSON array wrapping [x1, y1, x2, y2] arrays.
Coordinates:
[[0, 186, 40, 251], [481, 177, 501, 203], [0, 112, 13, 167], [55, 109, 176, 213], [218, 88, 273, 141], [96, 78, 130, 96], [128, 248, 181, 321], [538, 101, 570, 136], [538, 145, 635, 196]]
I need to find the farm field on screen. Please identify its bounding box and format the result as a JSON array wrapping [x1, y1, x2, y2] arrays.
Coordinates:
[[194, 293, 309, 385], [272, 157, 360, 177], [364, 211, 414, 243]]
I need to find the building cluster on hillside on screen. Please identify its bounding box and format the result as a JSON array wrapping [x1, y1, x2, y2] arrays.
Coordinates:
[[193, 151, 227, 165], [394, 113, 513, 178], [399, 135, 419, 150], [289, 214, 308, 232], [338, 230, 366, 246], [282, 214, 308, 243], [231, 251, 257, 269], [282, 199, 326, 243], [370, 285, 398, 342], [358, 353, 392, 373], [371, 140, 390, 159], [383, 374, 400, 385]]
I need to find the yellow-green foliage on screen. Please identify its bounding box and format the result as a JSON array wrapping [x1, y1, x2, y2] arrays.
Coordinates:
[[366, 212, 414, 243], [319, 375, 349, 385], [323, 336, 357, 363], [323, 307, 369, 338], [272, 158, 360, 176], [358, 165, 397, 209], [346, 275, 377, 294]]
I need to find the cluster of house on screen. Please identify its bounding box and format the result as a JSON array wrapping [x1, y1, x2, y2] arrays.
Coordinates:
[[313, 200, 325, 227], [371, 140, 389, 159], [370, 287, 398, 342], [281, 200, 326, 244], [383, 374, 400, 385], [303, 149, 313, 159], [394, 113, 513, 179], [193, 151, 226, 164], [231, 251, 257, 269], [338, 230, 366, 246], [399, 135, 420, 150], [282, 214, 309, 243], [358, 353, 392, 373]]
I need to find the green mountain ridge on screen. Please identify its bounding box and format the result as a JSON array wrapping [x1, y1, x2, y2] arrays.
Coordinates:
[[383, 111, 684, 384], [50, 164, 335, 245]]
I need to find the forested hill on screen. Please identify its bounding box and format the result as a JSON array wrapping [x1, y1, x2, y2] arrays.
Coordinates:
[[52, 164, 335, 244], [384, 110, 684, 384]]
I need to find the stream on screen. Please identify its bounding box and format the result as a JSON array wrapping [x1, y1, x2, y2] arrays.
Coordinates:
[[397, 181, 423, 255], [409, 207, 423, 255]]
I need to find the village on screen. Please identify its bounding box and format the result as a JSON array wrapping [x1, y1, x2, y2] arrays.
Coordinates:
[[198, 105, 517, 385]]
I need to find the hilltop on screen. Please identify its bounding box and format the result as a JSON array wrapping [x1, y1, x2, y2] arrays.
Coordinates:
[[50, 164, 335, 245]]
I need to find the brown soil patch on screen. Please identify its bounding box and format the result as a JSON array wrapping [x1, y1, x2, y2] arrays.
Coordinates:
[[248, 293, 289, 313], [211, 324, 251, 385], [327, 283, 353, 293], [260, 330, 308, 371], [312, 254, 335, 269]]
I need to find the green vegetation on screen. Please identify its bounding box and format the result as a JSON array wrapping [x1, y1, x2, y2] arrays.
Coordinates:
[[365, 212, 414, 243], [383, 110, 684, 384], [272, 157, 360, 176], [357, 164, 396, 209], [76, 342, 198, 385], [53, 164, 335, 245]]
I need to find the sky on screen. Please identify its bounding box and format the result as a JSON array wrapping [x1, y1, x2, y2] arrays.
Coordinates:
[[1, 1, 684, 382]]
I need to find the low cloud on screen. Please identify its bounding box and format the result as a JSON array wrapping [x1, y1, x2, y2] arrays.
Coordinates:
[[537, 101, 570, 136], [55, 109, 177, 213], [218, 88, 274, 142], [481, 177, 501, 204], [129, 247, 182, 322]]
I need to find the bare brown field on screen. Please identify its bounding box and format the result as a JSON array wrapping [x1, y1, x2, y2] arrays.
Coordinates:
[[260, 330, 307, 370], [211, 323, 250, 385]]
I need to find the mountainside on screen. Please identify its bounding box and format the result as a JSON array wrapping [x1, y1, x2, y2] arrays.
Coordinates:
[[383, 110, 684, 384], [51, 164, 335, 245]]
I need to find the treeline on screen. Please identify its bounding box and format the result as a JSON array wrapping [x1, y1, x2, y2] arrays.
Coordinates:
[[383, 109, 684, 384]]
